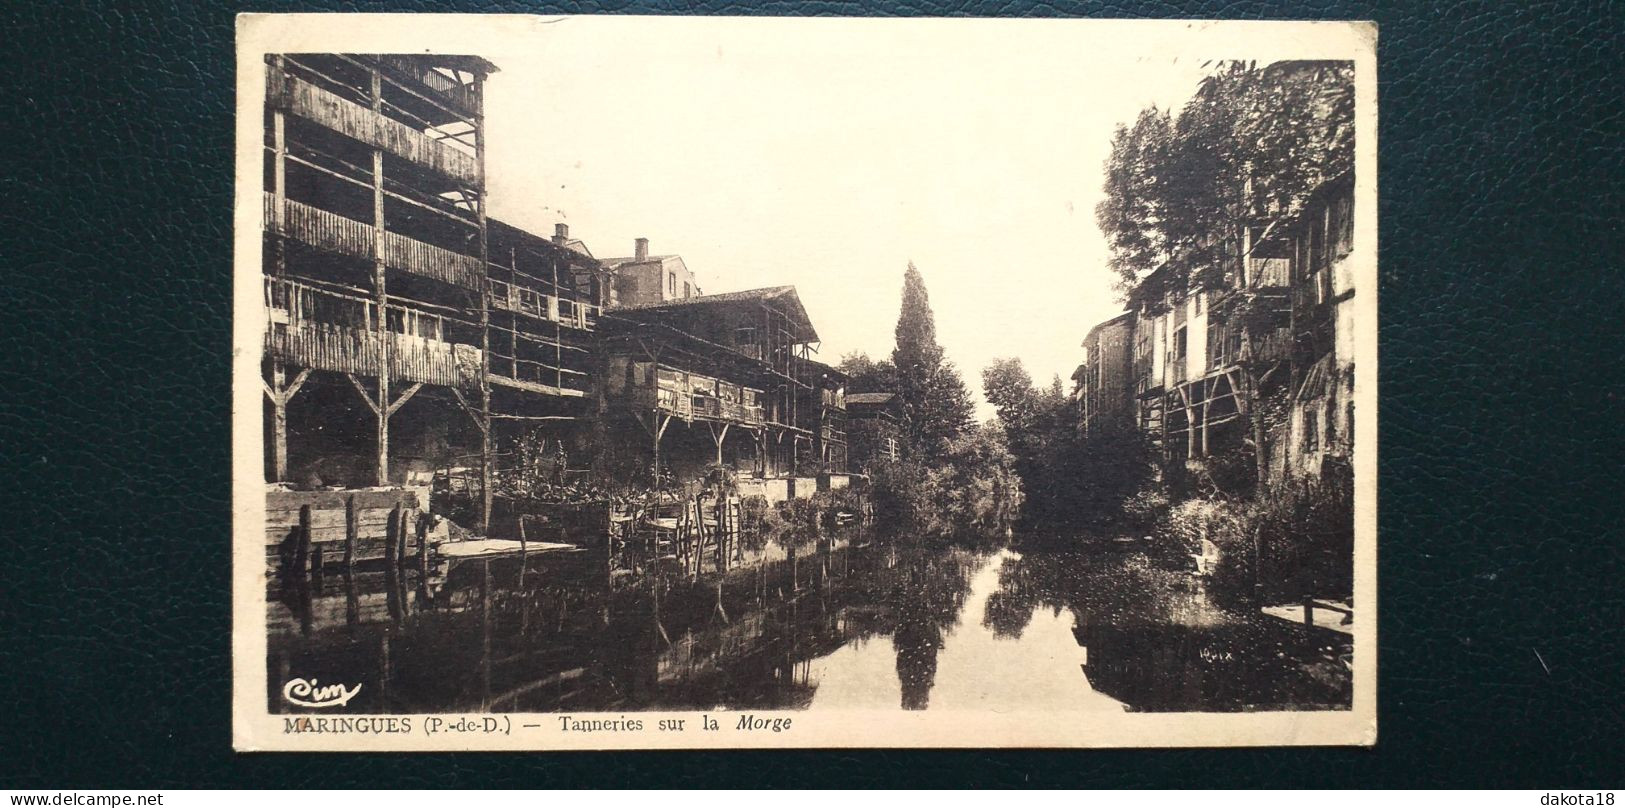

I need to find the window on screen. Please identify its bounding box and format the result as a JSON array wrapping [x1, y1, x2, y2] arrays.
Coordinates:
[[684, 281, 692, 298], [1173, 327, 1188, 359], [1346, 401, 1355, 447], [1302, 408, 1319, 453], [669, 272, 676, 297], [1324, 399, 1337, 446]]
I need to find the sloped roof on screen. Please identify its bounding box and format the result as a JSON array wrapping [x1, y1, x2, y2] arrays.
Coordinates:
[[599, 255, 680, 268], [486, 218, 602, 270], [846, 392, 897, 406], [1082, 311, 1134, 346], [620, 285, 819, 343]]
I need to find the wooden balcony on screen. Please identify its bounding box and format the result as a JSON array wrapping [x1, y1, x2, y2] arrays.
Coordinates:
[[1168, 356, 1189, 385], [622, 365, 766, 426], [1241, 327, 1293, 366], [266, 194, 482, 290], [377, 56, 479, 118], [269, 73, 481, 187], [488, 279, 599, 332], [1250, 257, 1291, 288], [266, 321, 480, 388]]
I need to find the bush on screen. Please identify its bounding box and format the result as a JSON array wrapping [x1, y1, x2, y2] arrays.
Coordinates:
[[1156, 460, 1355, 608], [860, 423, 1025, 539], [740, 494, 777, 531], [867, 459, 927, 533], [1120, 482, 1170, 534], [1161, 497, 1254, 605], [1252, 461, 1355, 603]]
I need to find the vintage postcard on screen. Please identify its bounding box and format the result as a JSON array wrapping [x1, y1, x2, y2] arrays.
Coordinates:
[[233, 13, 1378, 750]]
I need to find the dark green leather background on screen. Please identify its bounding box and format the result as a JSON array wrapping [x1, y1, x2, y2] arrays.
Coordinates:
[[4, 0, 1621, 789]]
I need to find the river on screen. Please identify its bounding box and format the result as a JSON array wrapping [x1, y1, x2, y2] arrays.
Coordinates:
[[267, 534, 1352, 714]]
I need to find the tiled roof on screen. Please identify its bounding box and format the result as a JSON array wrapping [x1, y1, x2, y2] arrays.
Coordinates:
[[846, 392, 897, 405], [621, 285, 796, 309]]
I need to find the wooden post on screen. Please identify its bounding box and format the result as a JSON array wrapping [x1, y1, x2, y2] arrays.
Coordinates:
[[384, 503, 400, 569], [295, 504, 312, 579], [397, 505, 411, 569], [475, 72, 494, 535], [714, 492, 726, 572], [263, 364, 310, 483], [270, 361, 290, 482], [695, 495, 708, 578], [369, 66, 391, 487], [517, 515, 528, 587], [652, 410, 663, 489], [1200, 385, 1211, 457], [417, 511, 429, 579], [552, 256, 563, 391], [343, 495, 357, 573]]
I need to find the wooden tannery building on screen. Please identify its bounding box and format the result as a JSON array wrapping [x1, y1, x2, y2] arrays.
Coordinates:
[[260, 53, 608, 532], [600, 285, 849, 500], [1073, 170, 1356, 484], [259, 53, 851, 549]]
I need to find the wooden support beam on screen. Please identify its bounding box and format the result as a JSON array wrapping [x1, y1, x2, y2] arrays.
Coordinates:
[[386, 381, 425, 417], [369, 66, 391, 488], [448, 386, 489, 434], [346, 373, 381, 415], [264, 363, 312, 482], [709, 421, 732, 466]]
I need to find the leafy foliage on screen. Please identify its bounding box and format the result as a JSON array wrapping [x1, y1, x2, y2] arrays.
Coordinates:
[[837, 351, 897, 394], [868, 423, 1024, 539], [1157, 460, 1353, 608], [982, 357, 1157, 530], [1096, 60, 1355, 293]]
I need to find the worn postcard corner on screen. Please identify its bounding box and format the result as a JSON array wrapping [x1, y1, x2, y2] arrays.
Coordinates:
[[233, 14, 1378, 751]]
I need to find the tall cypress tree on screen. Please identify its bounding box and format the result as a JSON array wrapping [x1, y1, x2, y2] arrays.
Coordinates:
[[892, 263, 974, 460]]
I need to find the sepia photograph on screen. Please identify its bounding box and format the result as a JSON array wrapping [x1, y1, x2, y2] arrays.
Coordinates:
[[232, 14, 1378, 750]]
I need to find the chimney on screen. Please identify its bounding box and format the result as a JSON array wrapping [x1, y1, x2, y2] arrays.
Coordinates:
[[634, 238, 649, 262], [553, 223, 569, 245]]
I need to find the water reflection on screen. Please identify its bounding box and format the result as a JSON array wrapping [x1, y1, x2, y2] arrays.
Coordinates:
[[268, 535, 1350, 714]]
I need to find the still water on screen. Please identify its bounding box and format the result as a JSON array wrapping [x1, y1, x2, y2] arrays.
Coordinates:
[[268, 535, 1352, 714]]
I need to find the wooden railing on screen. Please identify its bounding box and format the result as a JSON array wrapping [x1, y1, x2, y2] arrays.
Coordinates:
[[377, 56, 479, 117], [1251, 257, 1291, 288], [1242, 327, 1293, 365], [1168, 355, 1189, 385], [626, 365, 767, 426], [266, 321, 479, 387], [1210, 325, 1292, 370], [266, 194, 482, 290], [488, 279, 599, 331], [269, 73, 481, 186]]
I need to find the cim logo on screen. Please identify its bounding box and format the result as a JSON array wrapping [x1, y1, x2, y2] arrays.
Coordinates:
[[282, 677, 362, 709]]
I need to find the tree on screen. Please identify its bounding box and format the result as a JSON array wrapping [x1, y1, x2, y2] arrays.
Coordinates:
[[918, 423, 1024, 536], [1095, 107, 1173, 292], [1096, 61, 1355, 297], [981, 358, 1038, 436], [891, 263, 973, 461], [980, 358, 1091, 529], [837, 351, 896, 394]]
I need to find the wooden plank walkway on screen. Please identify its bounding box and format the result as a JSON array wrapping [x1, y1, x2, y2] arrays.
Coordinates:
[[438, 539, 577, 559], [1262, 600, 1356, 636]]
